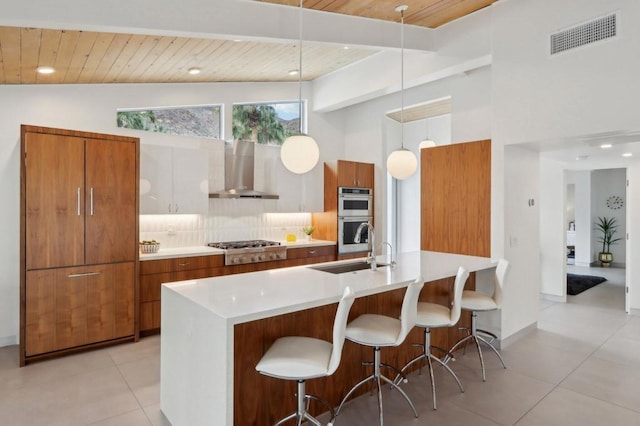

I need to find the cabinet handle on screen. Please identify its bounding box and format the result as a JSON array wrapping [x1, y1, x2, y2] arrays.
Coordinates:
[[178, 262, 190, 267], [308, 250, 316, 255], [76, 187, 81, 216], [68, 271, 101, 278], [168, 203, 172, 213], [175, 203, 179, 213], [90, 187, 94, 216]]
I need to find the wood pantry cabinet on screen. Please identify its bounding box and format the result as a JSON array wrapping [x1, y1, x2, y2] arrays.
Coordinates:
[[20, 125, 139, 366]]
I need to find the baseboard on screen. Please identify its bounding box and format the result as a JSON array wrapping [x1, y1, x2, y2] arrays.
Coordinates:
[[498, 322, 537, 350], [0, 334, 17, 348], [540, 293, 564, 303], [630, 308, 640, 317]]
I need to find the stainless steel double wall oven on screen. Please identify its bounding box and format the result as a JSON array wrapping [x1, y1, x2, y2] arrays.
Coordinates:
[[337, 187, 373, 254]]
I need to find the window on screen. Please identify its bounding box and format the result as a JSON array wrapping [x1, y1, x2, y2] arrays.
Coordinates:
[[232, 101, 302, 146], [117, 105, 222, 138]]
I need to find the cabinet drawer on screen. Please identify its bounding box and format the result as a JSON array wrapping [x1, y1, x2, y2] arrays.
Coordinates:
[[140, 267, 224, 302], [140, 254, 224, 275], [287, 245, 335, 260]]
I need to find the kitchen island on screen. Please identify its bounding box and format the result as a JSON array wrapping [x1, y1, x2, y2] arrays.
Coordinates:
[[160, 251, 497, 426]]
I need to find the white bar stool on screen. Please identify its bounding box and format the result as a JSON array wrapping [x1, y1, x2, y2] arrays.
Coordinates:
[[336, 277, 424, 425], [396, 266, 469, 410], [447, 259, 510, 381], [255, 286, 356, 426]]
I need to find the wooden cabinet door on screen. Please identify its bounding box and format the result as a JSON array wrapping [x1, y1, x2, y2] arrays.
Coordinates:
[[26, 263, 135, 356], [336, 160, 358, 187], [86, 262, 135, 343], [85, 138, 137, 264], [356, 162, 374, 188], [25, 132, 85, 269], [336, 160, 374, 188]]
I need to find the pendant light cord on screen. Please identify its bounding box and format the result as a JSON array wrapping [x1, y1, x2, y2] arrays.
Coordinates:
[[298, 0, 304, 134], [400, 8, 405, 150]]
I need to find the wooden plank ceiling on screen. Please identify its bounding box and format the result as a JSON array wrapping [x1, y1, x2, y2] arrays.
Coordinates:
[[260, 0, 497, 28], [0, 26, 376, 85], [0, 1, 495, 85]]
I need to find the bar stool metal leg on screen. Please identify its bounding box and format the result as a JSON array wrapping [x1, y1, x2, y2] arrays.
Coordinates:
[[336, 346, 418, 424]]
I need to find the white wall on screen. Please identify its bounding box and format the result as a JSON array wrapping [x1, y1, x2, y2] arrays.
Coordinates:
[[0, 81, 345, 345], [502, 146, 541, 338], [539, 158, 565, 297]]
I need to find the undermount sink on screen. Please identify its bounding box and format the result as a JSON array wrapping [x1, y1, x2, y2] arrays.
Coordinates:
[[309, 261, 389, 274]]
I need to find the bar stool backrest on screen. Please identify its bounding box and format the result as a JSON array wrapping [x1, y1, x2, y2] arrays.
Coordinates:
[[450, 266, 470, 325], [327, 286, 356, 375], [397, 277, 425, 344]]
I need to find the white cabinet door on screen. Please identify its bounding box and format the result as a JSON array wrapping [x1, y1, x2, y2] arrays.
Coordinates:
[[276, 163, 323, 213], [140, 144, 173, 214], [172, 147, 208, 215], [140, 144, 208, 215]]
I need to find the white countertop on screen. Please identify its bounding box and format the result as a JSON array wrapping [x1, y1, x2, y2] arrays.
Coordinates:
[[139, 239, 336, 261], [162, 250, 496, 325]]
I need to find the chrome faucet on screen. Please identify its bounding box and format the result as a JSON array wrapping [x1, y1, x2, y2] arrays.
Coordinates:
[[354, 222, 376, 271], [381, 241, 396, 268]]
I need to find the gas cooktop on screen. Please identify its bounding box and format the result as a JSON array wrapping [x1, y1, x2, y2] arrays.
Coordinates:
[[207, 240, 281, 250], [207, 240, 286, 265]]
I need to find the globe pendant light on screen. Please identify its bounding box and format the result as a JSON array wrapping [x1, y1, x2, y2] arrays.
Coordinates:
[[386, 5, 418, 180], [280, 0, 320, 174]]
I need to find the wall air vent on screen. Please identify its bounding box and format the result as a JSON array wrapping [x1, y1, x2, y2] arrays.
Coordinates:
[[550, 13, 617, 55]]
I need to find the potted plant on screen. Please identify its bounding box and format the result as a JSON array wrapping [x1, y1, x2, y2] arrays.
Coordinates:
[[302, 225, 315, 241], [595, 216, 622, 267]]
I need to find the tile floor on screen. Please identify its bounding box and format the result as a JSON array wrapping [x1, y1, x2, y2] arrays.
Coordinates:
[[1, 266, 637, 425]]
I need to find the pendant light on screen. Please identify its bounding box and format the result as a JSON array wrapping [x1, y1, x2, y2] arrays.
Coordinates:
[[280, 0, 320, 174], [386, 5, 418, 180]]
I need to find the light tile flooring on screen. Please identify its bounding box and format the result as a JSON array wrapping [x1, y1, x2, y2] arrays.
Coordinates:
[[1, 266, 637, 425]]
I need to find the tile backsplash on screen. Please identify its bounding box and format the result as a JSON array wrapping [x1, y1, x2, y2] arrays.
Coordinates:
[[140, 200, 312, 247]]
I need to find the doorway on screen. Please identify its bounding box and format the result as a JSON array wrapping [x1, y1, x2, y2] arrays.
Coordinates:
[[564, 168, 628, 312]]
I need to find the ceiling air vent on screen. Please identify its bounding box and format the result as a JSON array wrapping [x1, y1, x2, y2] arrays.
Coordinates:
[[550, 13, 617, 55]]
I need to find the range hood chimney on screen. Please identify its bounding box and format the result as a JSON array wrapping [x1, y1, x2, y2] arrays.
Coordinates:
[[209, 140, 279, 199]]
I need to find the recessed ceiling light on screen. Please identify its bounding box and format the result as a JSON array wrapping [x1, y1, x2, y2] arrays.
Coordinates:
[[622, 152, 633, 157], [575, 155, 589, 161], [288, 69, 299, 76], [600, 143, 613, 149], [343, 46, 350, 50], [187, 67, 201, 75], [36, 66, 55, 74]]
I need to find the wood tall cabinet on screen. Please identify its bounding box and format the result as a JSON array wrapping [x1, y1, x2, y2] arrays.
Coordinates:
[[312, 160, 374, 257], [20, 125, 139, 366], [419, 139, 491, 351]]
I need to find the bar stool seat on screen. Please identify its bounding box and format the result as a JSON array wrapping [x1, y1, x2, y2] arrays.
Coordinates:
[[256, 286, 356, 426], [336, 277, 424, 425]]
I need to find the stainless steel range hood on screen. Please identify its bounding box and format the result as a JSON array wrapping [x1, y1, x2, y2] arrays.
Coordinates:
[[209, 140, 279, 199]]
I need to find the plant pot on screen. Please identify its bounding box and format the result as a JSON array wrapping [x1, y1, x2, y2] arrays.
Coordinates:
[[305, 235, 312, 242], [598, 252, 613, 267]]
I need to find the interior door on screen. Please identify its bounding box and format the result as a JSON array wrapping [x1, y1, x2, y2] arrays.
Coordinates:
[[84, 138, 137, 264], [25, 132, 85, 269]]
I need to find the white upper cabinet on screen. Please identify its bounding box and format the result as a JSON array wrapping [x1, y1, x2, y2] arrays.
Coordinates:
[[140, 144, 208, 215], [275, 159, 323, 213]]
